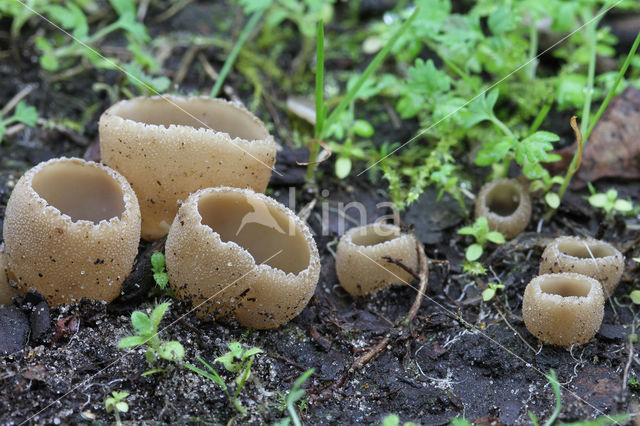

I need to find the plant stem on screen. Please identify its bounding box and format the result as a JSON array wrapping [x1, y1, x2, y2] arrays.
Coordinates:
[[527, 18, 539, 79], [527, 93, 554, 136], [210, 8, 265, 98], [579, 9, 598, 137], [585, 29, 640, 141], [305, 20, 325, 185]]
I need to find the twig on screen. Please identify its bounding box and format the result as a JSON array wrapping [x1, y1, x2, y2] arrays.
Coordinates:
[[174, 45, 200, 86], [198, 52, 219, 81], [154, 0, 193, 23], [623, 322, 636, 392], [382, 256, 419, 281], [2, 85, 35, 116]]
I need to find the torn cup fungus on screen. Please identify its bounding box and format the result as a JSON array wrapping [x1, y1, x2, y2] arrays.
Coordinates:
[[165, 187, 320, 329], [2, 158, 141, 306], [474, 178, 531, 239], [522, 273, 604, 346], [99, 95, 277, 241], [336, 223, 418, 296], [539, 236, 624, 297]]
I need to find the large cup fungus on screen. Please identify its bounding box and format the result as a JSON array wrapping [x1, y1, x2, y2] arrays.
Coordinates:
[[99, 95, 277, 241], [539, 236, 624, 297], [165, 187, 320, 329], [336, 223, 418, 296], [475, 178, 531, 239], [2, 158, 141, 305], [522, 273, 604, 346]]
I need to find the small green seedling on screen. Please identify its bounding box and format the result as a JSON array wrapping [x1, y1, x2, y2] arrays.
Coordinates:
[[151, 252, 169, 289], [449, 419, 472, 426], [275, 368, 315, 426], [118, 302, 184, 375], [482, 282, 505, 302], [184, 342, 263, 415], [105, 390, 129, 426], [458, 217, 505, 275], [381, 414, 418, 426], [0, 101, 38, 143], [586, 184, 633, 219]]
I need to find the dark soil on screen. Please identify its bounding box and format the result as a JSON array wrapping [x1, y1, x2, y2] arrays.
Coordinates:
[[1, 2, 640, 425]]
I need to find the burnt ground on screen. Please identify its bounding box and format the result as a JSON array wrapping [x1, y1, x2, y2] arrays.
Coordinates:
[[1, 2, 640, 425]]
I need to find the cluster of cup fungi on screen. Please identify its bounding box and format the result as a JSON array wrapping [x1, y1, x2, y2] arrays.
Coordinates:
[[0, 96, 627, 344]]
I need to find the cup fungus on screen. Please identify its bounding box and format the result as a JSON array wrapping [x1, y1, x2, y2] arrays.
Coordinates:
[[165, 187, 320, 329], [475, 178, 531, 239], [2, 158, 141, 306], [522, 273, 604, 346], [335, 223, 418, 296], [99, 95, 277, 241], [539, 236, 624, 297]]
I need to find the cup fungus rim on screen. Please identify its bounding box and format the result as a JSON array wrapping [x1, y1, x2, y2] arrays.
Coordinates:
[[20, 157, 136, 228], [480, 178, 528, 220], [340, 222, 411, 250], [101, 95, 274, 146], [187, 187, 319, 280], [530, 272, 602, 302]]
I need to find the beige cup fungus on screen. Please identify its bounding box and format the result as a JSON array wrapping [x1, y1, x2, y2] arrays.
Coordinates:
[[539, 236, 624, 297], [475, 178, 531, 239], [523, 273, 604, 346], [99, 95, 277, 241], [335, 223, 418, 296], [2, 158, 141, 306], [165, 187, 320, 330]]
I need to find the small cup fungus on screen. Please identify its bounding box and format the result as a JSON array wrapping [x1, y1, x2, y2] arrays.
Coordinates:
[[522, 273, 604, 346], [99, 95, 277, 241], [539, 236, 624, 297], [2, 158, 141, 305], [475, 178, 531, 239], [335, 223, 418, 296], [165, 187, 320, 329]]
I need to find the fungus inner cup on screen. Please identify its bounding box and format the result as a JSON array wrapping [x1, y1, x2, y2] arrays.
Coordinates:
[[349, 225, 399, 247], [556, 240, 617, 259], [110, 97, 268, 141], [538, 275, 591, 298], [31, 162, 125, 223], [484, 181, 520, 216], [197, 192, 309, 274]]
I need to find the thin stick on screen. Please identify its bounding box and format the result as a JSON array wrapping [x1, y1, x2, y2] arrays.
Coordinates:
[[2, 85, 35, 116], [495, 306, 537, 354]]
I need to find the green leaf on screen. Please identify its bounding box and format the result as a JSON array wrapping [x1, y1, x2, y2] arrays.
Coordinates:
[[545, 192, 560, 209], [0, 122, 6, 143], [466, 244, 483, 261], [13, 101, 38, 126], [382, 414, 400, 426], [556, 74, 587, 110], [486, 231, 505, 245], [184, 362, 227, 389], [488, 5, 518, 34], [154, 273, 169, 288], [40, 54, 59, 72], [335, 156, 351, 179], [158, 341, 184, 361], [118, 335, 147, 348], [614, 199, 632, 213], [475, 138, 513, 167], [353, 119, 374, 138], [588, 193, 608, 208], [150, 302, 171, 329], [131, 311, 151, 333], [462, 260, 486, 275], [115, 401, 129, 413], [482, 288, 496, 301], [406, 58, 451, 95], [457, 225, 475, 236], [151, 252, 165, 272], [515, 131, 560, 165], [463, 89, 499, 128], [630, 290, 640, 304]]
